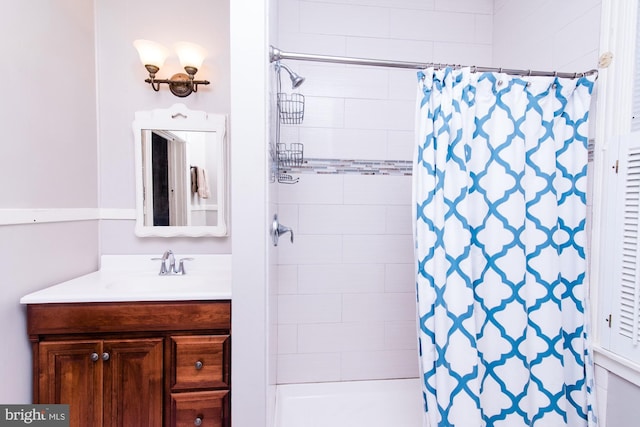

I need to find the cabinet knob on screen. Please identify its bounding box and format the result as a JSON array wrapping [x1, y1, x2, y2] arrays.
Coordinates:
[[194, 416, 203, 426], [102, 352, 110, 361], [195, 360, 203, 370], [90, 352, 99, 362]]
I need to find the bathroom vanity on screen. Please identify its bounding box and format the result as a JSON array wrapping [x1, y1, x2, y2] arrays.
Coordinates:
[[20, 255, 232, 427]]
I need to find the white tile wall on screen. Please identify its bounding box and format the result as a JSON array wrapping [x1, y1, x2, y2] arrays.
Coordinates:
[[298, 204, 386, 234], [275, 0, 602, 386], [278, 294, 343, 324], [275, 0, 494, 385], [344, 175, 411, 205], [298, 264, 385, 293], [346, 38, 435, 63], [342, 235, 413, 264], [300, 3, 390, 38], [342, 292, 415, 322], [385, 263, 415, 293], [299, 64, 389, 99], [389, 9, 477, 43], [277, 353, 342, 383], [341, 349, 419, 380], [434, 0, 492, 14], [299, 127, 389, 159], [344, 99, 415, 130]]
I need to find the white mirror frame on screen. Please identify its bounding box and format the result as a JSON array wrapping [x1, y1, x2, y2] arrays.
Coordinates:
[[132, 103, 228, 237]]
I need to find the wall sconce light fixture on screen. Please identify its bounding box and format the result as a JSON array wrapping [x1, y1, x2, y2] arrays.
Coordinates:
[[133, 40, 210, 97]]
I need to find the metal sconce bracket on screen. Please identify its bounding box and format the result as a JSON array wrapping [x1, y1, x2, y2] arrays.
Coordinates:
[[143, 65, 210, 98]]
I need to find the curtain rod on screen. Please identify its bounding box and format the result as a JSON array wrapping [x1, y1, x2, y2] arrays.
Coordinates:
[[270, 46, 598, 79]]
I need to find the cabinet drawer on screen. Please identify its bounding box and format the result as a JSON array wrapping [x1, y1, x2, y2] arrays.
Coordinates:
[[171, 390, 229, 427], [171, 335, 230, 390]]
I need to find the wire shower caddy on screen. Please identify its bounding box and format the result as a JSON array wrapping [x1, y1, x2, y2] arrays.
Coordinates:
[[273, 61, 306, 184], [277, 93, 305, 125], [277, 142, 304, 167]]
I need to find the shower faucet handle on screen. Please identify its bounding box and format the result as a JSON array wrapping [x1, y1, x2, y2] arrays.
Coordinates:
[[271, 214, 294, 246]]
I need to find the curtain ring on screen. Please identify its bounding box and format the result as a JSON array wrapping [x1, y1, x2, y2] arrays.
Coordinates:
[[527, 70, 532, 76]]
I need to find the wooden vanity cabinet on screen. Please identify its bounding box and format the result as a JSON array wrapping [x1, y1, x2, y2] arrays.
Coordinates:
[[27, 300, 231, 427], [38, 338, 163, 426]]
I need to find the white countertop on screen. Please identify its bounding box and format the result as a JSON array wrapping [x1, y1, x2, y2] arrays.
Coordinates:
[[20, 254, 232, 304]]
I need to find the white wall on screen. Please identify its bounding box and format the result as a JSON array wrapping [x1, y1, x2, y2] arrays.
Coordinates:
[[0, 0, 100, 402], [268, 1, 282, 425], [230, 0, 271, 425], [274, 0, 493, 383], [95, 0, 232, 255]]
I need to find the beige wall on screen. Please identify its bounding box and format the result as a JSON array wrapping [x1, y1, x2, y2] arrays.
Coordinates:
[[0, 0, 100, 403], [95, 0, 231, 254], [0, 0, 234, 403]]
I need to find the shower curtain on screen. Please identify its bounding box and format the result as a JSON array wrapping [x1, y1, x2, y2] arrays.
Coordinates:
[[413, 68, 597, 427]]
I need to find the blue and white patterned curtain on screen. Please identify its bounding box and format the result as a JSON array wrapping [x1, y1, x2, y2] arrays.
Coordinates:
[[413, 68, 597, 427]]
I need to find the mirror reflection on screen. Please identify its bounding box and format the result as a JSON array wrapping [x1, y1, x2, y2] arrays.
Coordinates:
[[133, 104, 227, 237], [142, 129, 219, 227]]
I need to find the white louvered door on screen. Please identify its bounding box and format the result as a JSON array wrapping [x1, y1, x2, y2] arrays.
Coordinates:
[[611, 132, 640, 362]]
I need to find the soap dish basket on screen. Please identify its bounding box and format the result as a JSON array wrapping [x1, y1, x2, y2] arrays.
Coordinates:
[[277, 93, 305, 124]]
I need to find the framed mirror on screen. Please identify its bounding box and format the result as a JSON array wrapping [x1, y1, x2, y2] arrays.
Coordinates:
[[133, 104, 228, 237]]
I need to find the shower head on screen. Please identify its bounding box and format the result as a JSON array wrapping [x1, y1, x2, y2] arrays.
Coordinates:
[[279, 63, 305, 89]]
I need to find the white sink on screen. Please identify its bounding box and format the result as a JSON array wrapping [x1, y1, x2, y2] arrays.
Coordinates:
[[20, 254, 232, 304], [104, 274, 211, 292]]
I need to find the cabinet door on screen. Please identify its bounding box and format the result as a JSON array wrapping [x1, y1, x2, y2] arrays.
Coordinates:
[[103, 338, 164, 427], [38, 340, 103, 427]]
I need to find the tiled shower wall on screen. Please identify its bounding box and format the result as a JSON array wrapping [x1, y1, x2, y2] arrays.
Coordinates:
[[274, 0, 495, 383]]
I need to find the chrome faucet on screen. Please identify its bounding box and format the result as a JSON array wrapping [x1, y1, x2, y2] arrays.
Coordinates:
[[152, 250, 193, 275], [162, 250, 175, 274]]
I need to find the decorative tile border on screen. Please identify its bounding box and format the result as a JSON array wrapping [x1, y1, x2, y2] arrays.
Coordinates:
[[280, 139, 595, 176], [279, 138, 594, 177], [280, 158, 414, 176]]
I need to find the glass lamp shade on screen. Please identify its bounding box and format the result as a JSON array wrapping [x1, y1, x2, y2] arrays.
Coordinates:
[[174, 42, 207, 70], [133, 39, 170, 68]]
